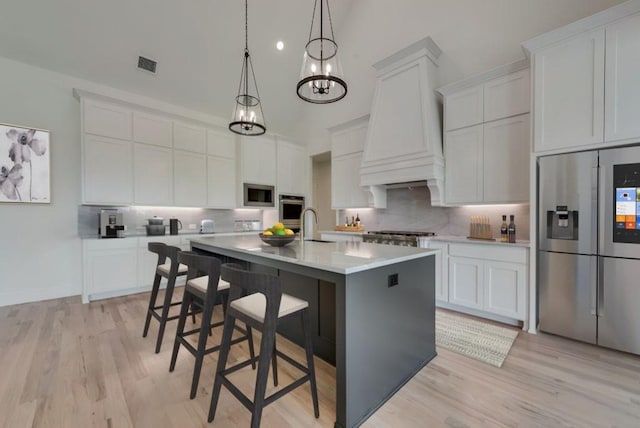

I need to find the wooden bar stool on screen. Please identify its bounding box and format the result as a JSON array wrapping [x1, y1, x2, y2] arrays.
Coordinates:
[[169, 252, 256, 399], [143, 242, 190, 354], [208, 264, 319, 427]]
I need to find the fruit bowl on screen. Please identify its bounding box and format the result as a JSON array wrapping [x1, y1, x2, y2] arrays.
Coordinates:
[[259, 233, 296, 247]]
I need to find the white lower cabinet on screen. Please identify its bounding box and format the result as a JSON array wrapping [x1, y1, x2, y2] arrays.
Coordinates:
[[420, 239, 528, 323], [449, 256, 484, 310], [136, 236, 187, 288], [83, 239, 138, 301]]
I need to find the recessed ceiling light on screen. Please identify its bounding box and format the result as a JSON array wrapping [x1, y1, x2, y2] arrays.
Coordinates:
[[276, 41, 284, 51]]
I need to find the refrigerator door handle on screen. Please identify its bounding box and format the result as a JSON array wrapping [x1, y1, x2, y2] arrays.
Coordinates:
[[590, 257, 598, 315], [598, 257, 604, 318], [591, 165, 599, 255]]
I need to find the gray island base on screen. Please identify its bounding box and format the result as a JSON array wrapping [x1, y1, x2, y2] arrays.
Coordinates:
[[189, 235, 437, 428]]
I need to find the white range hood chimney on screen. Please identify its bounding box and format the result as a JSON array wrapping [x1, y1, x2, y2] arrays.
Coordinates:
[[361, 37, 444, 206]]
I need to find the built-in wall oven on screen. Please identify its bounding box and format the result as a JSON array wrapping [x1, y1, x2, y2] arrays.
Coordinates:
[[279, 194, 305, 232]]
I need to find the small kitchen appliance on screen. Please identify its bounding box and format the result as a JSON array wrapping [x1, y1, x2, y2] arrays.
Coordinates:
[[200, 219, 215, 234], [145, 217, 166, 236], [99, 209, 125, 238], [169, 218, 182, 235]]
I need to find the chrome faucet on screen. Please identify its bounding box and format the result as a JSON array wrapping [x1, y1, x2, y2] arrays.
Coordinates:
[[299, 207, 318, 241]]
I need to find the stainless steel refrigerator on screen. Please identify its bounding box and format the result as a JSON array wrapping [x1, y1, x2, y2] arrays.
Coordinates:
[[538, 145, 640, 355]]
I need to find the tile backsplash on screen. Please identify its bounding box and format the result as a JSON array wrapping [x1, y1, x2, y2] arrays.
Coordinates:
[[78, 205, 264, 238], [339, 187, 530, 240]]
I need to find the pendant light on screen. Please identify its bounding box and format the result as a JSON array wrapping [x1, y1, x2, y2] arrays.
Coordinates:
[[229, 0, 266, 136], [296, 0, 347, 104]]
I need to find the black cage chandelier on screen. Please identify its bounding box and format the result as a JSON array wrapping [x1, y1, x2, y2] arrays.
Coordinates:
[[229, 0, 266, 136], [296, 0, 347, 104]]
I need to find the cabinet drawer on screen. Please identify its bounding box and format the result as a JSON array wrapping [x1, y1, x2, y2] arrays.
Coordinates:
[[137, 236, 182, 247], [84, 238, 138, 251], [449, 243, 527, 264]]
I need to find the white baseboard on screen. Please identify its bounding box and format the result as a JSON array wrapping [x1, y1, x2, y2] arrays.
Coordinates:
[[0, 287, 80, 308]]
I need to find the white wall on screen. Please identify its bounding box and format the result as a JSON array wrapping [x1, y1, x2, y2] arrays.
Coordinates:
[[0, 56, 83, 306]]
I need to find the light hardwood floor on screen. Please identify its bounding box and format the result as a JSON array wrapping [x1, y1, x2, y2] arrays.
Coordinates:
[[1, 291, 640, 428]]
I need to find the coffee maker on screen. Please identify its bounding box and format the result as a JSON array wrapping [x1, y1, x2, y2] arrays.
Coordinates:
[[99, 209, 125, 238]]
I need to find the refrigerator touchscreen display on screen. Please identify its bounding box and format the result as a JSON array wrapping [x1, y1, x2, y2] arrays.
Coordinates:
[[614, 163, 640, 244]]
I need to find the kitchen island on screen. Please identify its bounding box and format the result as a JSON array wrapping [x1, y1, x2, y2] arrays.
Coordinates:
[[189, 235, 437, 428]]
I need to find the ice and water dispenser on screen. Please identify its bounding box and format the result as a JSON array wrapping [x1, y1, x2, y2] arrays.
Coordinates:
[[546, 205, 579, 240]]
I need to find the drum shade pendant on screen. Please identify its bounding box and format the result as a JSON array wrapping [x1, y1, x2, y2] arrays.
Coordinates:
[[229, 0, 266, 136], [296, 0, 347, 104]]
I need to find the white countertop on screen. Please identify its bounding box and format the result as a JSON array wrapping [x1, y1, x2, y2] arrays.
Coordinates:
[[420, 235, 531, 248], [189, 235, 437, 275], [81, 231, 259, 240]]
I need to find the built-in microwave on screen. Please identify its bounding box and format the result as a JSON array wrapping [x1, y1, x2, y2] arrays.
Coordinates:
[[243, 183, 275, 207], [279, 194, 305, 231]]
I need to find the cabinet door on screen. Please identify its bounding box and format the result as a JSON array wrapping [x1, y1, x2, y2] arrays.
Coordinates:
[[423, 241, 448, 302], [444, 85, 484, 131], [83, 135, 133, 204], [277, 140, 308, 196], [174, 151, 207, 206], [85, 248, 138, 295], [605, 13, 640, 145], [445, 124, 483, 204], [241, 135, 276, 185], [449, 256, 483, 310], [484, 69, 530, 122], [533, 29, 605, 152], [133, 112, 172, 148], [483, 114, 530, 203], [331, 152, 370, 209], [133, 143, 173, 205], [207, 128, 236, 159], [483, 260, 526, 320], [83, 99, 132, 141], [207, 155, 236, 208], [173, 122, 206, 153]]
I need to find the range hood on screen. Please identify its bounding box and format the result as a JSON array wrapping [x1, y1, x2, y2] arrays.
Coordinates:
[[361, 37, 444, 206]]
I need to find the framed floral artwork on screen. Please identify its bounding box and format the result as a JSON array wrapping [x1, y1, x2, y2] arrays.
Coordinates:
[[0, 122, 50, 203]]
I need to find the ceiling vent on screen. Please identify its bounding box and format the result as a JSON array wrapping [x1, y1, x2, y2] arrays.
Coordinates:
[[137, 56, 157, 73]]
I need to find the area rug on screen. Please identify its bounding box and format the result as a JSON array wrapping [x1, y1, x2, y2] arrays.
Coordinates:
[[435, 311, 518, 368]]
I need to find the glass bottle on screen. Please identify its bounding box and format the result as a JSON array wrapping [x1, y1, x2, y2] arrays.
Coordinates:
[[508, 215, 516, 243], [500, 215, 508, 242], [355, 213, 361, 228]]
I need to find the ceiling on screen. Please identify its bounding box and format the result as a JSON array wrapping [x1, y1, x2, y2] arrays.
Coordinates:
[[0, 0, 626, 143]]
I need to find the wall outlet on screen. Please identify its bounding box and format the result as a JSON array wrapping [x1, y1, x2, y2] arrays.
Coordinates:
[[188, 223, 196, 230]]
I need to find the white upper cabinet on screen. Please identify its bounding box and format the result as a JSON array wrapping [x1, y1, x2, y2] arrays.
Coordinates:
[[483, 114, 530, 203], [132, 112, 172, 148], [531, 29, 605, 152], [83, 135, 133, 204], [83, 99, 132, 141], [523, 3, 640, 154], [444, 86, 484, 131], [207, 128, 236, 159], [173, 122, 207, 153], [174, 151, 207, 206], [439, 60, 531, 205], [484, 69, 530, 123], [239, 135, 276, 186], [277, 139, 308, 196], [207, 156, 236, 208], [133, 143, 173, 206], [605, 12, 640, 145], [330, 116, 372, 209], [445, 125, 483, 204]]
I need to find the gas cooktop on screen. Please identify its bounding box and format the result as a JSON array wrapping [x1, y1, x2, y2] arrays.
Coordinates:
[[363, 230, 436, 246], [366, 230, 436, 237]]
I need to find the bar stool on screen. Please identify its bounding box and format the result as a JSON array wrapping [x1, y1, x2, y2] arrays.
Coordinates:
[[169, 252, 256, 399], [208, 264, 319, 427], [143, 242, 190, 354]]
